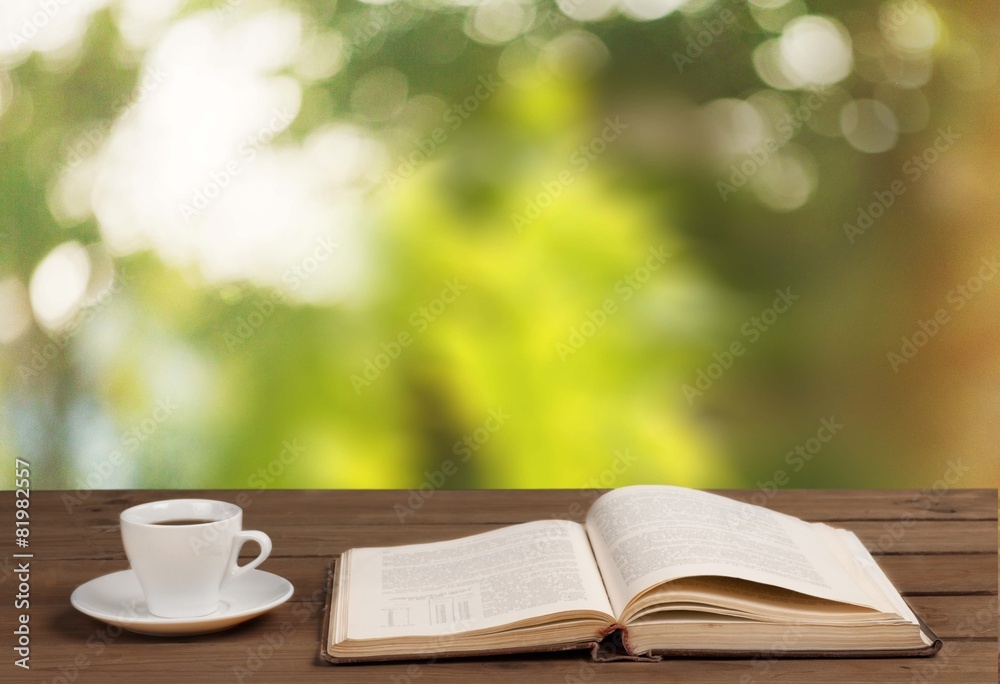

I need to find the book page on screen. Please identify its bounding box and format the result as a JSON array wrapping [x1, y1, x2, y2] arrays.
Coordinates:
[[342, 520, 615, 640], [834, 528, 924, 629], [585, 486, 882, 619]]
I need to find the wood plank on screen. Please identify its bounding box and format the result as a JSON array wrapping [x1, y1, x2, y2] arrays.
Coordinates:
[[17, 553, 999, 612], [849, 520, 997, 555], [878, 554, 997, 595], [8, 488, 997, 524], [906, 596, 999, 639], [16, 519, 996, 561], [12, 632, 999, 684]]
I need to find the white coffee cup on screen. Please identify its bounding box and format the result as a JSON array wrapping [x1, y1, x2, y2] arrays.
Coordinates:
[[120, 499, 272, 619]]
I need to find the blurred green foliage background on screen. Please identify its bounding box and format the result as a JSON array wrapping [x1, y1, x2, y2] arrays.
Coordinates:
[[1, 0, 997, 492]]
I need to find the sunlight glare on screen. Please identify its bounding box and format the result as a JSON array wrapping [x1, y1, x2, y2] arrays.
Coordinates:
[[29, 241, 91, 331], [88, 10, 375, 303]]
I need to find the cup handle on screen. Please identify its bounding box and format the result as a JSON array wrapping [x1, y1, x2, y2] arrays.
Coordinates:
[[226, 530, 272, 582]]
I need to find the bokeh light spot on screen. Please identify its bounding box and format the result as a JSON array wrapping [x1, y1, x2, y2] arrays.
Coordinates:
[[703, 98, 766, 157], [0, 277, 32, 344], [556, 0, 617, 22], [351, 67, 409, 122], [620, 0, 685, 23], [879, 0, 941, 54], [840, 98, 900, 153], [753, 39, 800, 90], [749, 145, 817, 212], [467, 0, 532, 45], [779, 16, 853, 86], [539, 31, 609, 81], [749, 0, 806, 34], [29, 241, 91, 331]]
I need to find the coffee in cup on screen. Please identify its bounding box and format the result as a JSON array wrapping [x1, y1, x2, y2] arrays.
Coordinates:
[[119, 499, 272, 618]]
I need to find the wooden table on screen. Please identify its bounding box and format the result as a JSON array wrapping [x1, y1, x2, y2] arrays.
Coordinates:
[[2, 489, 996, 682]]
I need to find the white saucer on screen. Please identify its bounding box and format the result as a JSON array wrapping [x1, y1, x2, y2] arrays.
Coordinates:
[[71, 569, 294, 636]]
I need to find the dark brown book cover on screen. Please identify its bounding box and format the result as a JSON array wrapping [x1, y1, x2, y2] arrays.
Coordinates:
[[318, 558, 942, 665]]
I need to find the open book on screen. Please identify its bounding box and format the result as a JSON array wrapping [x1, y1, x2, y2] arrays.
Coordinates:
[[321, 486, 941, 663]]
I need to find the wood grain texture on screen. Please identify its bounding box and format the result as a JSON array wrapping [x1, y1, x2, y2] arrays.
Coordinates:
[[1, 489, 996, 683], [18, 519, 1000, 560]]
